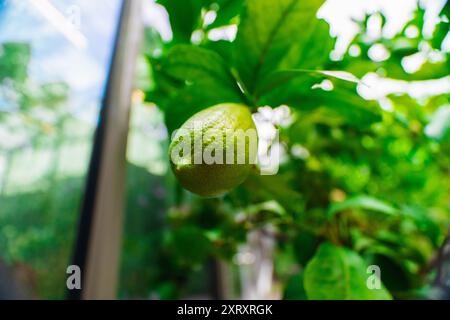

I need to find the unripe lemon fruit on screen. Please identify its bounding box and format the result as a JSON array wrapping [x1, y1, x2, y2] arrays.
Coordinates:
[[169, 103, 258, 197]]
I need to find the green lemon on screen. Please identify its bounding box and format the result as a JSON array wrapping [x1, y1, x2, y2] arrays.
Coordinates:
[[169, 103, 258, 197]]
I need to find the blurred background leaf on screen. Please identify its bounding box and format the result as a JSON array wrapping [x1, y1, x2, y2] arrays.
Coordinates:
[[304, 242, 392, 299]]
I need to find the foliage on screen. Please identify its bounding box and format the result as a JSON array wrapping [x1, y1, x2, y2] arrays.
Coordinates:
[[142, 0, 450, 299], [303, 242, 391, 299]]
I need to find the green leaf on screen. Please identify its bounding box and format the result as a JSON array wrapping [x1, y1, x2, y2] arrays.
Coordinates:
[[304, 242, 392, 300], [282, 86, 382, 129], [283, 273, 307, 300], [206, 0, 243, 30], [431, 19, 449, 50], [156, 45, 246, 133], [234, 0, 326, 93], [171, 226, 212, 266], [328, 195, 399, 218], [407, 61, 450, 80], [255, 17, 335, 101], [243, 173, 304, 215], [160, 44, 238, 89], [293, 231, 318, 265], [243, 200, 287, 217], [158, 0, 203, 42], [401, 205, 441, 246], [163, 80, 244, 134], [317, 70, 361, 83], [202, 40, 234, 62], [356, 230, 433, 266], [258, 69, 361, 96]]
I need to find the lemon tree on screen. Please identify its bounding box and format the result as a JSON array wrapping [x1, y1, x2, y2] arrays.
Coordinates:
[[139, 0, 450, 300]]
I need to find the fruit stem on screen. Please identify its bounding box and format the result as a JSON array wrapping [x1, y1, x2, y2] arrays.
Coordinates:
[[231, 68, 258, 107]]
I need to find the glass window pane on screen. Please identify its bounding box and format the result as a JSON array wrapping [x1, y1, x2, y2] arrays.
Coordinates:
[[0, 0, 122, 299]]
